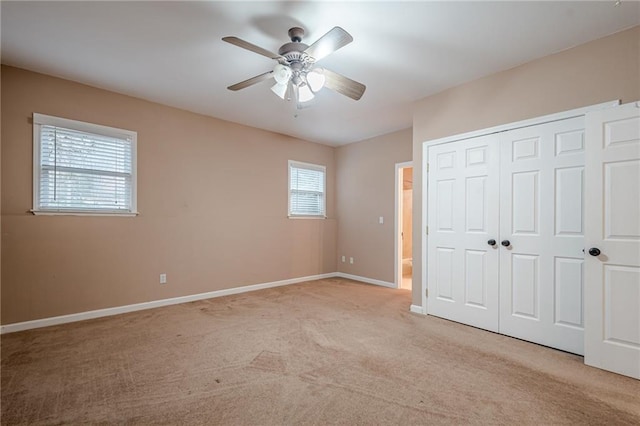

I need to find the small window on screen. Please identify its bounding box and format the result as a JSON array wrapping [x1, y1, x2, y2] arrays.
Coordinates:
[[32, 113, 137, 215], [288, 160, 326, 218]]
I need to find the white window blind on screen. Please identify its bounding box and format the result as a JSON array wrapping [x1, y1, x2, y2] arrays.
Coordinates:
[[288, 160, 326, 217], [33, 113, 137, 215]]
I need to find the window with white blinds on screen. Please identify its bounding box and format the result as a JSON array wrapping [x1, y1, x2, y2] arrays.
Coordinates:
[[32, 113, 137, 215], [288, 160, 326, 218]]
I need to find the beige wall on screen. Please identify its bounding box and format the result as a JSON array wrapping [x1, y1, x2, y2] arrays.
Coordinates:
[[411, 26, 640, 305], [1, 66, 337, 324], [335, 128, 412, 283], [3, 26, 638, 324]]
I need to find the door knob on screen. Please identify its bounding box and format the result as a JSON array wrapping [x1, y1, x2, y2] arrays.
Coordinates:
[[488, 239, 496, 246], [501, 240, 511, 247], [588, 247, 601, 256]]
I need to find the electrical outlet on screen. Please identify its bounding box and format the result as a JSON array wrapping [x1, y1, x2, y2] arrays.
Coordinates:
[[160, 273, 167, 284], [349, 257, 354, 264], [341, 255, 346, 263], [379, 216, 384, 224]]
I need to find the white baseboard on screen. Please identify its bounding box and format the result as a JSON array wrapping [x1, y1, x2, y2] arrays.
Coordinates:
[[335, 272, 397, 289], [0, 273, 336, 334], [410, 304, 426, 315]]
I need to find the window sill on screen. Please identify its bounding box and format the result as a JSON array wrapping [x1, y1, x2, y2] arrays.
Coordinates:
[[31, 209, 139, 217], [288, 215, 327, 219]]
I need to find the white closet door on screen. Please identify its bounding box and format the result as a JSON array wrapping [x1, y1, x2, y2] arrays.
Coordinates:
[[499, 116, 586, 355], [427, 135, 500, 332], [584, 103, 640, 379]]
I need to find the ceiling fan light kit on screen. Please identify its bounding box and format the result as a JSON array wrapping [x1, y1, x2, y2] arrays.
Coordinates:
[[307, 70, 326, 92], [270, 81, 289, 100], [273, 64, 292, 85], [223, 26, 366, 107], [298, 84, 315, 103]]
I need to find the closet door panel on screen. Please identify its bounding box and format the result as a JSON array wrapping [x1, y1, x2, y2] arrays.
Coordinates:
[[511, 253, 540, 319], [584, 103, 640, 379], [554, 257, 584, 328], [499, 116, 585, 355], [427, 135, 500, 332]]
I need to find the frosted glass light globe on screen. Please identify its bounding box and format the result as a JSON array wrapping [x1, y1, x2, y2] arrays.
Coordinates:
[[273, 64, 292, 85], [271, 82, 288, 99], [298, 85, 315, 103], [307, 70, 325, 92]]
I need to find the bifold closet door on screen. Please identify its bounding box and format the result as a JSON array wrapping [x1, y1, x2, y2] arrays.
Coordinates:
[[427, 134, 500, 332], [498, 116, 586, 355], [584, 103, 640, 379]]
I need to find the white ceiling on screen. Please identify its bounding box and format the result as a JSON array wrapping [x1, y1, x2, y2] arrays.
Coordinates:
[[2, 1, 638, 146]]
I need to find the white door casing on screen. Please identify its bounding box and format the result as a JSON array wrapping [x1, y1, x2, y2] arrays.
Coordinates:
[[584, 102, 640, 379], [499, 116, 586, 355], [427, 134, 500, 332]]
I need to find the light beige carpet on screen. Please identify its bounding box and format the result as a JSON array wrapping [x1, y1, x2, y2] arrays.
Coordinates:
[[2, 278, 639, 425]]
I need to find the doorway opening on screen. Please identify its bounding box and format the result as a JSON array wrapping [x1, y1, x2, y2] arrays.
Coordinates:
[[395, 162, 413, 290]]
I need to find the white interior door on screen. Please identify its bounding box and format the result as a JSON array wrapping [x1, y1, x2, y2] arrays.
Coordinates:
[[427, 135, 500, 332], [499, 117, 586, 355], [585, 102, 640, 379]]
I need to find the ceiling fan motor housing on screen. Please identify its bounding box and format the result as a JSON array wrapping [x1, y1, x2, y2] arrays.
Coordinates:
[[278, 43, 309, 61], [279, 27, 311, 63]]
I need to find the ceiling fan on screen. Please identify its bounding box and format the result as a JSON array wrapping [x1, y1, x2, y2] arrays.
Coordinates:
[[222, 26, 366, 105]]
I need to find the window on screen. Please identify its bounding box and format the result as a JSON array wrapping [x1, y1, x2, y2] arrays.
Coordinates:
[[288, 160, 326, 218], [32, 113, 137, 215]]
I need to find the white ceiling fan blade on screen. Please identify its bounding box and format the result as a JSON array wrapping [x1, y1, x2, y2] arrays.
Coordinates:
[[322, 68, 366, 100], [304, 27, 353, 62], [222, 36, 285, 61], [227, 71, 274, 91]]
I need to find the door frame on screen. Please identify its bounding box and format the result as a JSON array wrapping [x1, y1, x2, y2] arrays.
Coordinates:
[[420, 100, 620, 315], [395, 161, 413, 289]]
